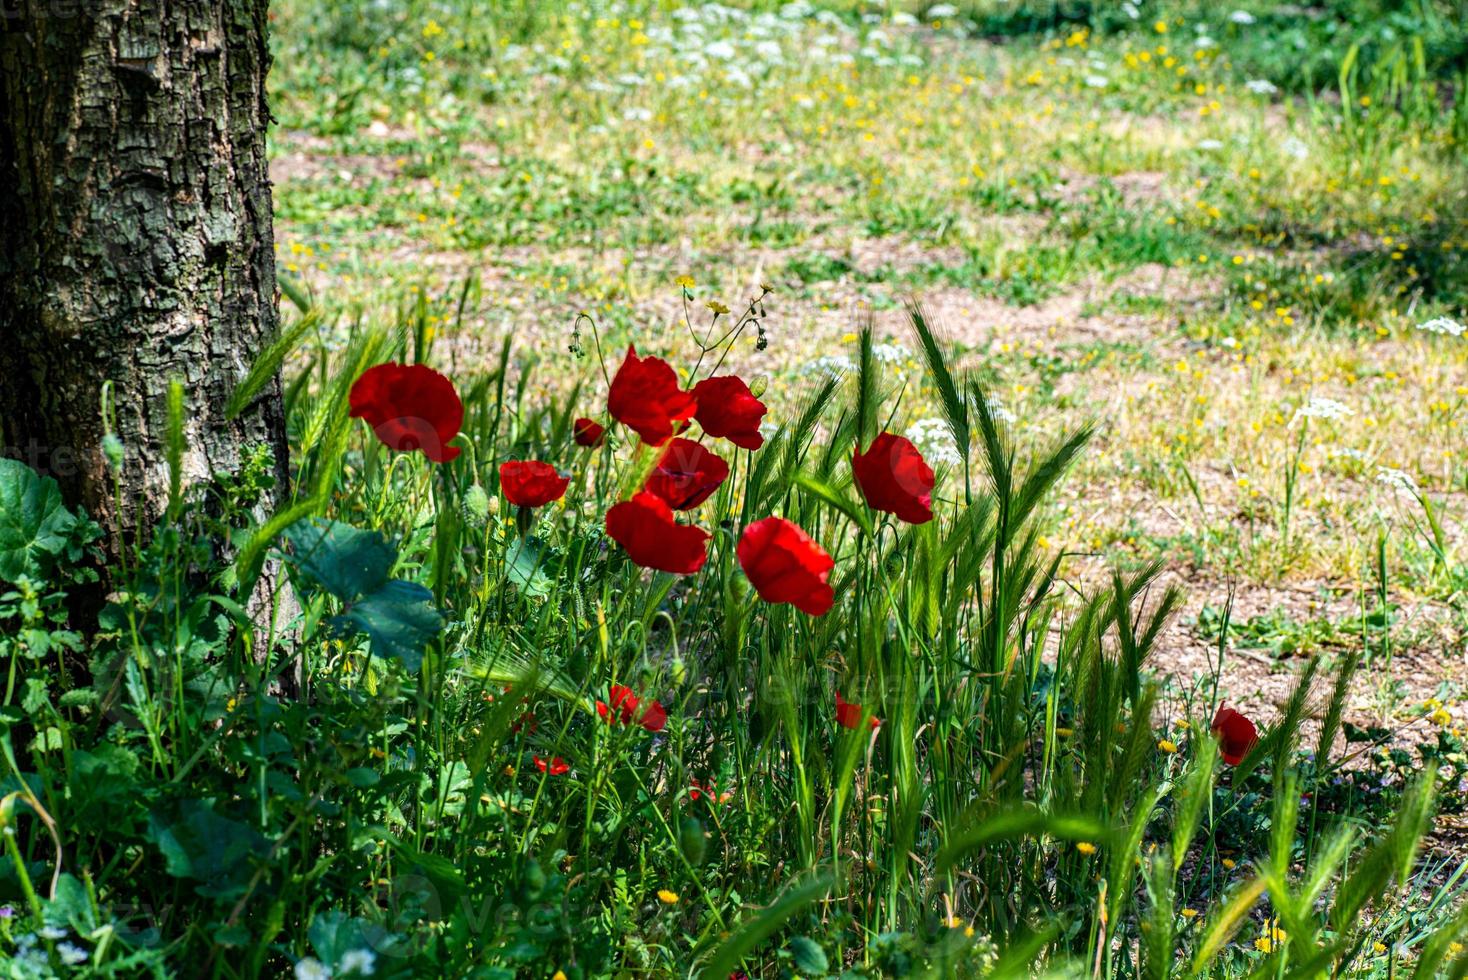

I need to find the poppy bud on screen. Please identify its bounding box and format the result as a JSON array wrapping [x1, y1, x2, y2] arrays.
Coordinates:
[[679, 817, 707, 866], [462, 483, 491, 528]]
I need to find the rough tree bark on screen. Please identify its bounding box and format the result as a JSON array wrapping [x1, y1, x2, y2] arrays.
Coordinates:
[[0, 2, 290, 578]]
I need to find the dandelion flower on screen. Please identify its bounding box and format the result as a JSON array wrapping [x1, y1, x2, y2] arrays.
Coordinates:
[[1158, 739, 1179, 753], [1076, 841, 1097, 855], [657, 889, 680, 904]]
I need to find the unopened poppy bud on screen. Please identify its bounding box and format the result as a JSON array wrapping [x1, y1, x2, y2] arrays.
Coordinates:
[[679, 816, 706, 866], [462, 483, 491, 527]]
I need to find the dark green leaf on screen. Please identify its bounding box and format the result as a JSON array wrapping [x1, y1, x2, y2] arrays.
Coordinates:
[[0, 458, 80, 583], [334, 579, 443, 672], [284, 518, 396, 601]]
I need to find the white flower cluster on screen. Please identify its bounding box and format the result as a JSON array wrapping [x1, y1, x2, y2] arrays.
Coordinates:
[[871, 342, 913, 365], [1229, 10, 1257, 25], [1291, 397, 1353, 424], [1375, 467, 1420, 496], [1416, 316, 1466, 337], [1245, 78, 1278, 95], [506, 0, 940, 111], [293, 948, 376, 979], [801, 354, 855, 378], [903, 417, 963, 468]]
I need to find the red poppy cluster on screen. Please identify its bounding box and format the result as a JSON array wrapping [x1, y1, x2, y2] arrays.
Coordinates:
[[533, 755, 569, 776], [348, 350, 945, 741], [597, 684, 667, 733], [594, 349, 843, 614], [1211, 705, 1258, 766]]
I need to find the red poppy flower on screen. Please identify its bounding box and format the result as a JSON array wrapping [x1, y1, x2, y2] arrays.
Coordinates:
[[533, 755, 569, 776], [574, 417, 607, 448], [349, 362, 464, 463], [1211, 706, 1259, 765], [852, 433, 935, 525], [643, 438, 730, 510], [499, 460, 569, 508], [737, 517, 835, 616], [605, 492, 710, 575], [608, 346, 697, 446], [692, 375, 767, 451], [596, 683, 667, 732], [835, 692, 880, 730]]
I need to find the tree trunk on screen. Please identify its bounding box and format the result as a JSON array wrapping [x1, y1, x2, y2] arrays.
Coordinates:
[[0, 1, 289, 571]]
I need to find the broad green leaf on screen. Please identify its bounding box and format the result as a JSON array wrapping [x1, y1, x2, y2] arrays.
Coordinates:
[[505, 536, 553, 597], [335, 580, 443, 672], [0, 458, 79, 583], [145, 800, 269, 900], [284, 518, 395, 601], [789, 936, 828, 975]]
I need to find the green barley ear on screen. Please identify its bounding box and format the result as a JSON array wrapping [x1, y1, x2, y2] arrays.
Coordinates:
[[1266, 771, 1303, 934], [226, 310, 318, 420], [166, 378, 186, 517], [1105, 780, 1162, 933], [1140, 851, 1176, 980], [908, 301, 969, 462], [854, 320, 878, 450], [1315, 645, 1360, 771], [1189, 875, 1267, 974], [755, 374, 839, 514], [1172, 737, 1218, 872], [1331, 772, 1435, 933]]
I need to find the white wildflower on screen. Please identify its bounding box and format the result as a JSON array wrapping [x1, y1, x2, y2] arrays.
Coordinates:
[[871, 342, 913, 365], [927, 3, 960, 18], [340, 949, 378, 976], [622, 107, 652, 122], [1228, 10, 1257, 24], [802, 354, 854, 378], [1417, 316, 1466, 337], [903, 418, 963, 468], [1245, 78, 1278, 95], [892, 12, 918, 26], [295, 958, 332, 980], [38, 926, 69, 941], [1194, 36, 1217, 49], [1085, 74, 1109, 89], [985, 398, 1018, 423], [1291, 397, 1352, 424], [1376, 467, 1420, 496], [1196, 139, 1224, 151], [702, 40, 736, 60], [57, 942, 90, 966], [1122, 1, 1141, 19]]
